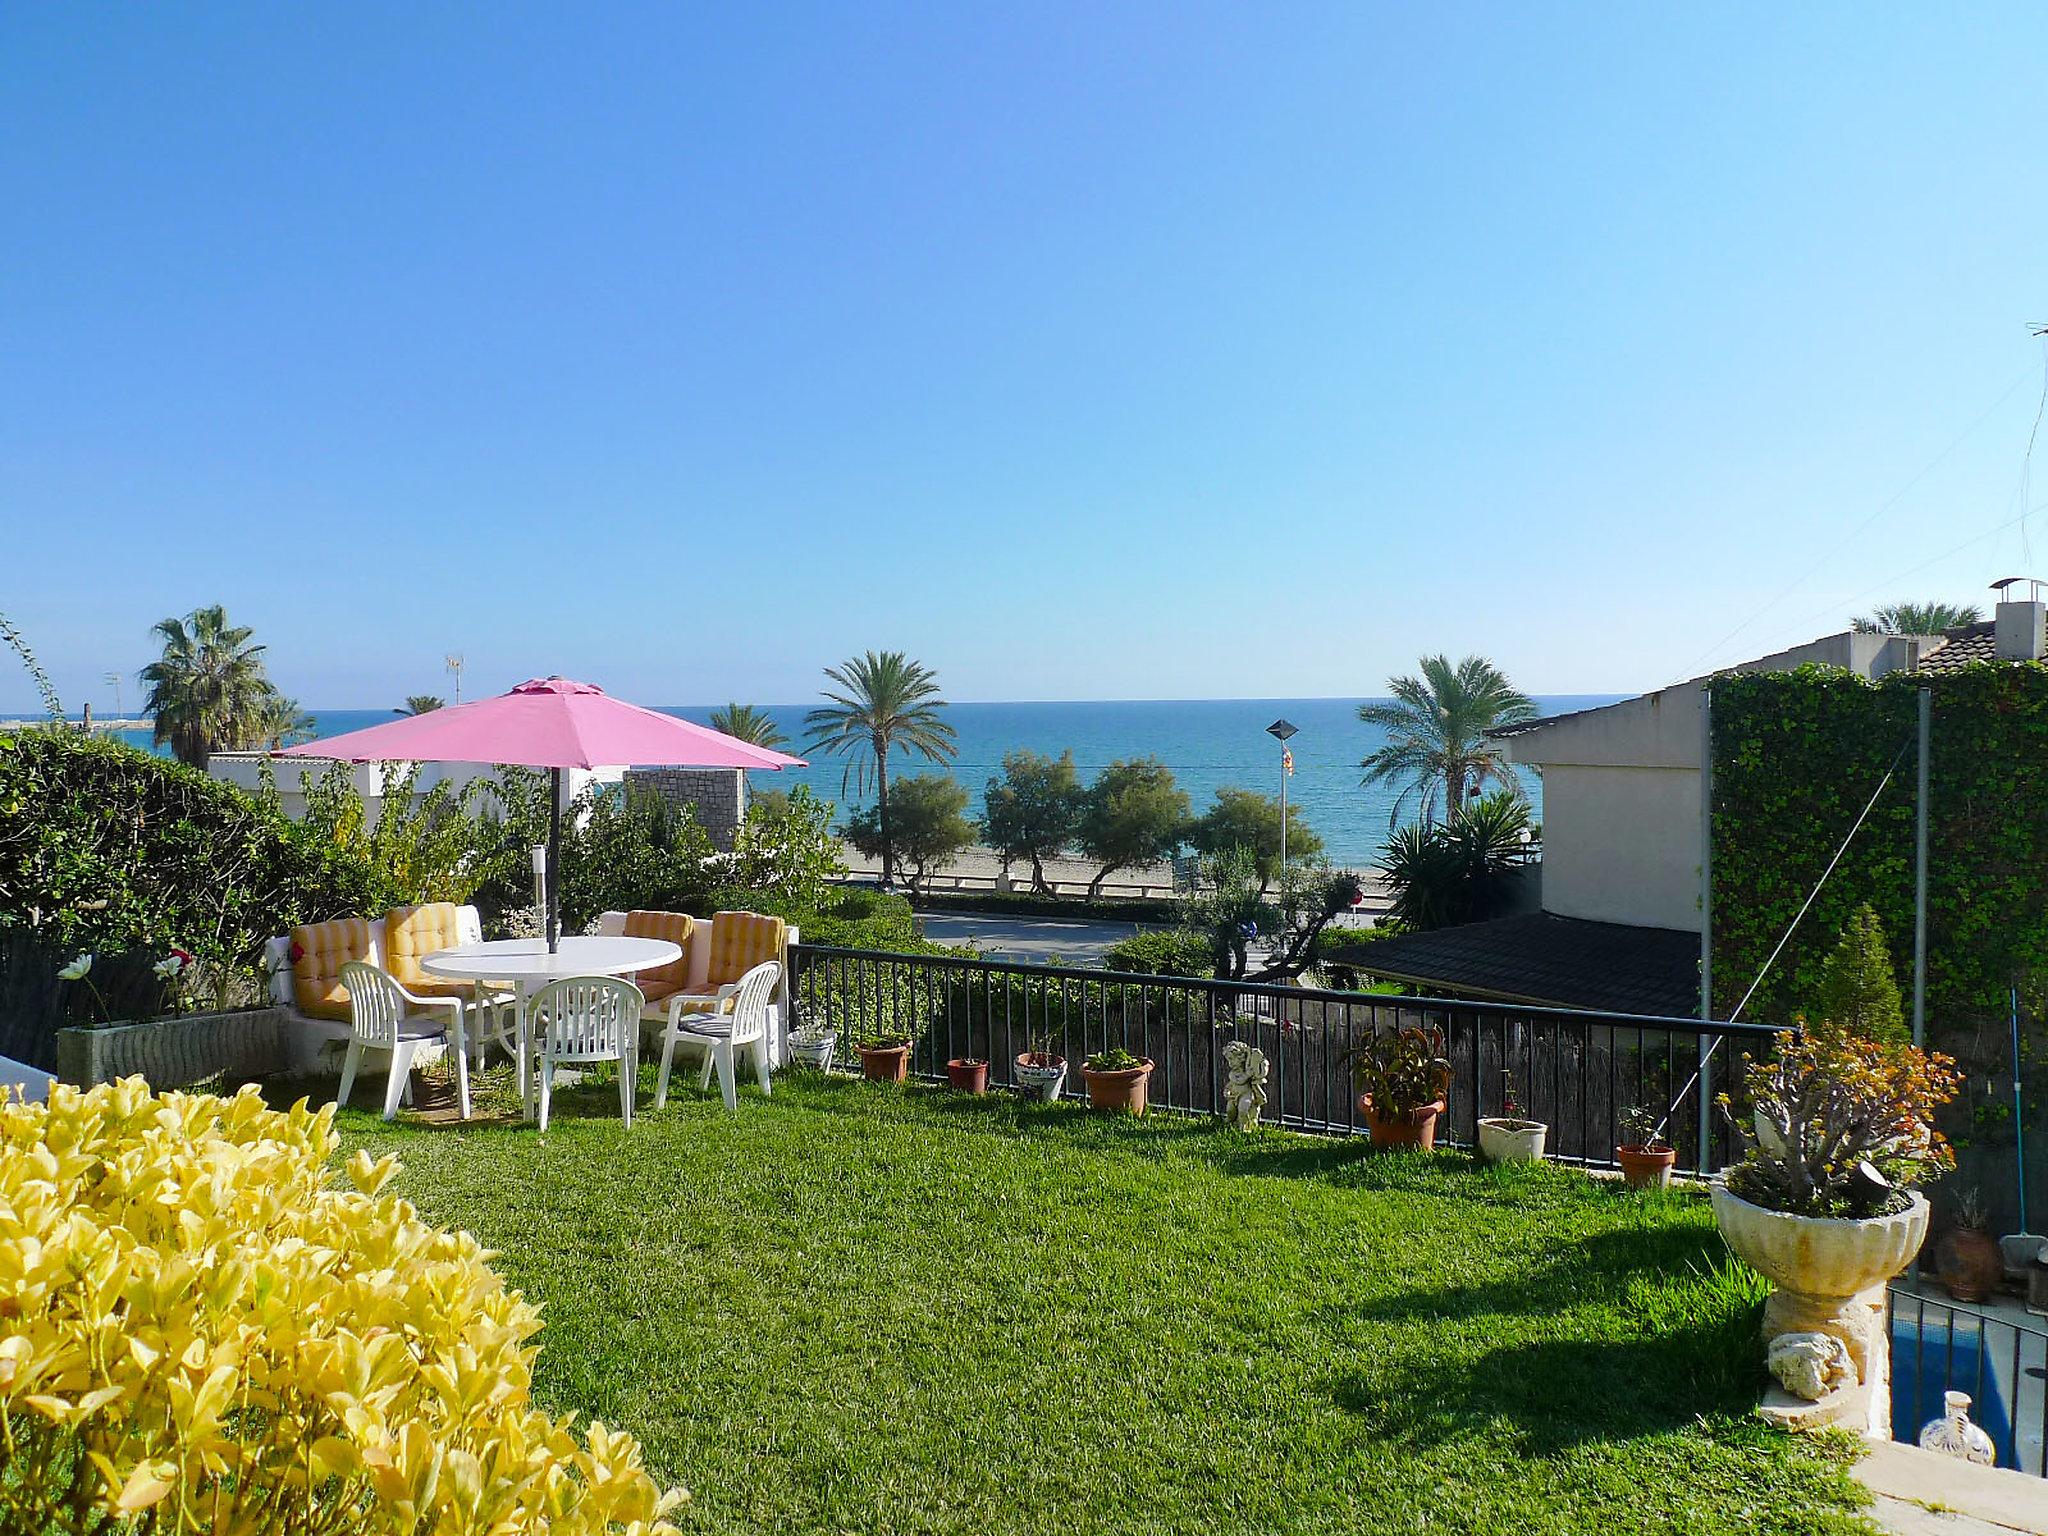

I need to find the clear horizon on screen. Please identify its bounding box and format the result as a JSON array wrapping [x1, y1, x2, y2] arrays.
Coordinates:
[[6, 5, 2047, 714]]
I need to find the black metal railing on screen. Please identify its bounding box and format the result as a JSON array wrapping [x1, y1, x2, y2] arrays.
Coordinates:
[[1888, 1287, 2047, 1477], [787, 944, 1786, 1174]]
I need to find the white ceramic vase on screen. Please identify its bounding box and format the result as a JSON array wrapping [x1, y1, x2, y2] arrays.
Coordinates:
[[1919, 1391, 1996, 1466]]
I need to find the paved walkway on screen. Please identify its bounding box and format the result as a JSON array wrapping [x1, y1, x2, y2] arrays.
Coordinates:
[[1859, 1442, 2048, 1535]]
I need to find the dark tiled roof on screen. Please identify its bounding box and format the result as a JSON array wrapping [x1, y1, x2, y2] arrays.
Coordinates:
[[1326, 913, 1700, 1019], [1914, 622, 1998, 673]]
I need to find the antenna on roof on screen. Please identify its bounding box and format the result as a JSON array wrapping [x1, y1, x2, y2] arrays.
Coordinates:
[[445, 653, 465, 704]]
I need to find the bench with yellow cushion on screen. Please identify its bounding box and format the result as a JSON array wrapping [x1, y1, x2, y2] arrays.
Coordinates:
[[620, 910, 698, 1010], [383, 904, 488, 1001], [669, 911, 787, 1016], [288, 917, 377, 1022]]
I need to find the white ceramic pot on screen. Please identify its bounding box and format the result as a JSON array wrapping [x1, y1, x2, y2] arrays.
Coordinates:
[[1711, 1185, 1929, 1300], [1477, 1117, 1548, 1164], [1015, 1057, 1067, 1103], [789, 1031, 837, 1070]]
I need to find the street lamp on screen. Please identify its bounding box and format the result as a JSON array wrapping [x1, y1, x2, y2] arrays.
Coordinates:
[[1266, 718, 1298, 889]]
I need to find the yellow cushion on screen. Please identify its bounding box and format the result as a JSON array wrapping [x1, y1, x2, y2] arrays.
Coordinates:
[[621, 910, 697, 990], [384, 903, 464, 991], [672, 989, 737, 1015], [290, 917, 373, 1022], [706, 911, 786, 987]]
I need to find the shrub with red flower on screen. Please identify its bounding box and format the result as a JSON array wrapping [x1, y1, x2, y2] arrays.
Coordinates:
[[1720, 1019, 1961, 1218]]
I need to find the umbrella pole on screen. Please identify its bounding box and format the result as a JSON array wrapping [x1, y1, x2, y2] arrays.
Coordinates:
[[547, 767, 562, 954]]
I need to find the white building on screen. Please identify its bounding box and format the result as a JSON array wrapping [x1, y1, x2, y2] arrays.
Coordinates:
[[1339, 592, 2048, 1016]]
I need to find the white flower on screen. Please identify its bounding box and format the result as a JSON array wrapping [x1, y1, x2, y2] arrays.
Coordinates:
[[153, 954, 186, 980], [57, 953, 94, 981]]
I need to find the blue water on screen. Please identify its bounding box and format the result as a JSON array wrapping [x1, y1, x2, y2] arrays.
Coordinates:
[[103, 695, 1616, 866]]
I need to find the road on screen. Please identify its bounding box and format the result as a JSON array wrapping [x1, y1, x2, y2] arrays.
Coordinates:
[[914, 913, 1159, 967]]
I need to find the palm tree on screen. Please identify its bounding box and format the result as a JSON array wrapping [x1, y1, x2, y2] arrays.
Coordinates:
[[803, 652, 956, 887], [1852, 601, 1981, 636], [139, 605, 277, 765], [709, 703, 787, 751], [252, 693, 316, 749], [1358, 654, 1537, 828], [395, 695, 445, 716]]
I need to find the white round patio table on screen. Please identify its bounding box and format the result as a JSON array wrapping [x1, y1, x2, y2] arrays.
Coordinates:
[[423, 936, 681, 1122]]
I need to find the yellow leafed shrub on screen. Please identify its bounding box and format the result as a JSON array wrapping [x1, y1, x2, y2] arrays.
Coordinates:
[[0, 1078, 687, 1534]]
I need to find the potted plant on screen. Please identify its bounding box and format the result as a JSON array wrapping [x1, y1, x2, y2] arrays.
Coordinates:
[[852, 1027, 912, 1083], [1344, 1026, 1450, 1149], [1476, 1070, 1547, 1164], [946, 1055, 989, 1094], [788, 1012, 838, 1071], [1616, 1105, 1678, 1189], [1933, 1186, 2004, 1304], [1711, 1020, 1960, 1411], [1080, 1046, 1154, 1115], [1014, 1028, 1067, 1103]]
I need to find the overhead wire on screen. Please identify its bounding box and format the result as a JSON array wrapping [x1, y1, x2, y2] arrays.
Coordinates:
[[1677, 366, 2037, 682]]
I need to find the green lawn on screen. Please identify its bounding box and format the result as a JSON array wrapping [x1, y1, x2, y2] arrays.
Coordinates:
[[329, 1069, 1875, 1536]]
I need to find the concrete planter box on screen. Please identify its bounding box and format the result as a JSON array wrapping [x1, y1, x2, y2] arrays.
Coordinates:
[[55, 1006, 290, 1090]]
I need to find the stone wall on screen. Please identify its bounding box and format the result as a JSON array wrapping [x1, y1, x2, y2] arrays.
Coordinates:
[[55, 1007, 290, 1090], [627, 767, 749, 851]]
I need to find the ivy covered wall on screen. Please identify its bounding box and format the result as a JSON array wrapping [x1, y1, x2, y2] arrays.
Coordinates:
[[1711, 661, 2048, 1228]]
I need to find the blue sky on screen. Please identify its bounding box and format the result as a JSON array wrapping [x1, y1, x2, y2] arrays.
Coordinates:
[[5, 4, 2047, 712]]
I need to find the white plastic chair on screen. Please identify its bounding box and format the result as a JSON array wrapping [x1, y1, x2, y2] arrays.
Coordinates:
[[337, 960, 470, 1122], [527, 975, 643, 1132], [656, 959, 781, 1112]]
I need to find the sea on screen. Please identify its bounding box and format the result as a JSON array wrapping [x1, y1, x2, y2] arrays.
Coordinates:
[[98, 696, 1617, 867]]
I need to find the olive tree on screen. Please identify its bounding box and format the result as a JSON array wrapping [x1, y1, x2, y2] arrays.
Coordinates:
[[982, 749, 1085, 893], [1076, 758, 1189, 897], [844, 773, 974, 898]]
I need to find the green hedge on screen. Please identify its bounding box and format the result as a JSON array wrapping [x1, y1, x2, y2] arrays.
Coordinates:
[[0, 732, 388, 1057], [1709, 662, 2048, 1033], [907, 888, 1181, 925], [1102, 927, 1215, 978]]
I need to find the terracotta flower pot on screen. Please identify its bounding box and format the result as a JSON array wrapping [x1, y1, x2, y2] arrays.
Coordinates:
[[1015, 1052, 1067, 1103], [855, 1042, 911, 1083], [1360, 1095, 1444, 1150], [1934, 1225, 2005, 1303], [946, 1058, 989, 1095], [1616, 1143, 1678, 1189], [1081, 1058, 1154, 1115]]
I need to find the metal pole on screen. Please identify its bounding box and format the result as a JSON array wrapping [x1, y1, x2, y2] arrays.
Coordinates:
[[1278, 744, 1288, 888], [1698, 687, 1714, 1172], [1912, 688, 1930, 1048], [547, 766, 562, 954]]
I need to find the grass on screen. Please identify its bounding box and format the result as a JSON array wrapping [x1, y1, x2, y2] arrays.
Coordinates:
[[326, 1066, 1876, 1536]]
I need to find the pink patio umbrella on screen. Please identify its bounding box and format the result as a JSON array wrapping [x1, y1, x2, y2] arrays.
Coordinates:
[[281, 677, 804, 951]]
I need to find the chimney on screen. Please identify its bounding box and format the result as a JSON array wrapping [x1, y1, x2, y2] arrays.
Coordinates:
[[1992, 577, 2048, 662]]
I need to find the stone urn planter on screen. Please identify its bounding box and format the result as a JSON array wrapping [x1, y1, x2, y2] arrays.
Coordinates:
[[854, 1041, 911, 1083], [55, 1007, 288, 1091], [1014, 1051, 1067, 1103], [1360, 1095, 1444, 1150], [1476, 1116, 1548, 1164], [946, 1057, 989, 1095], [1712, 1184, 1929, 1428], [788, 1030, 838, 1071], [1081, 1056, 1154, 1116]]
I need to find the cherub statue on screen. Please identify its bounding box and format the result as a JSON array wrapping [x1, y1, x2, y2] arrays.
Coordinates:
[[1223, 1040, 1268, 1131]]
